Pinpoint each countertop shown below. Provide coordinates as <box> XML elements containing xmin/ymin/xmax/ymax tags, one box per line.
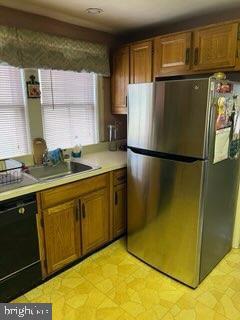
<box><xmin>0</xmin><ymin>151</ymin><xmax>127</xmax><ymax>202</ymax></box>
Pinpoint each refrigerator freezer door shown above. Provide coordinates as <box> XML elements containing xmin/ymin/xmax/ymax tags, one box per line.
<box><xmin>127</xmin><ymin>149</ymin><xmax>205</xmax><ymax>287</ymax></box>
<box><xmin>128</xmin><ymin>79</ymin><xmax>211</xmax><ymax>158</ymax></box>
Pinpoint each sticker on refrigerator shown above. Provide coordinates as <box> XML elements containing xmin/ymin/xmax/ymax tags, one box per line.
<box><xmin>213</xmin><ymin>127</ymin><xmax>231</xmax><ymax>164</ymax></box>
<box><xmin>215</xmin><ymin>97</ymin><xmax>227</xmax><ymax>130</ymax></box>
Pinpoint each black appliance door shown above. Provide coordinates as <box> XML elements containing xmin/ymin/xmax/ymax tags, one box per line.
<box><xmin>0</xmin><ymin>194</ymin><xmax>40</xmax><ymax>280</ymax></box>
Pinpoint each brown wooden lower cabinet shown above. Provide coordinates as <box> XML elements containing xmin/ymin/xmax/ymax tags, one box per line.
<box><xmin>81</xmin><ymin>188</ymin><xmax>110</xmax><ymax>255</ymax></box>
<box><xmin>113</xmin><ymin>183</ymin><xmax>127</xmax><ymax>238</ymax></box>
<box><xmin>38</xmin><ymin>171</ymin><xmax>127</xmax><ymax>277</ymax></box>
<box><xmin>43</xmin><ymin>200</ymin><xmax>81</xmax><ymax>274</ymax></box>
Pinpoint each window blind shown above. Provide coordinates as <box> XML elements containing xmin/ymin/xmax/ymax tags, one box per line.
<box><xmin>39</xmin><ymin>69</ymin><xmax>98</xmax><ymax>150</ymax></box>
<box><xmin>0</xmin><ymin>65</ymin><xmax>29</xmax><ymax>159</ymax></box>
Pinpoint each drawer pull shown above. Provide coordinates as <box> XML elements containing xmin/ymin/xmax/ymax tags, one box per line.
<box><xmin>117</xmin><ymin>176</ymin><xmax>125</xmax><ymax>182</ymax></box>
<box><xmin>76</xmin><ymin>200</ymin><xmax>80</xmax><ymax>221</ymax></box>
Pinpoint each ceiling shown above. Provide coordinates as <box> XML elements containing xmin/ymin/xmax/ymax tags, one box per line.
<box><xmin>0</xmin><ymin>0</ymin><xmax>240</xmax><ymax>34</ymax></box>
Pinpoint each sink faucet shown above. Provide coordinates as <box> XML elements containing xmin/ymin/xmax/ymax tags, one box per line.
<box><xmin>42</xmin><ymin>150</ymin><xmax>51</xmax><ymax>166</ymax></box>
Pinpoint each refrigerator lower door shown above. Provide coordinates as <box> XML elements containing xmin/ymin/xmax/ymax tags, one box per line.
<box><xmin>127</xmin><ymin>149</ymin><xmax>205</xmax><ymax>288</ymax></box>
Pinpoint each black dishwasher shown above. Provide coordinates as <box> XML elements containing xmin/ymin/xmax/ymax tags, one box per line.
<box><xmin>0</xmin><ymin>193</ymin><xmax>42</xmax><ymax>302</ymax></box>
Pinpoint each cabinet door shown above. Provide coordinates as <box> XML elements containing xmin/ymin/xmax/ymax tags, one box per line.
<box><xmin>193</xmin><ymin>23</ymin><xmax>238</xmax><ymax>71</ymax></box>
<box><xmin>81</xmin><ymin>189</ymin><xmax>109</xmax><ymax>255</ymax></box>
<box><xmin>111</xmin><ymin>46</ymin><xmax>129</xmax><ymax>114</ymax></box>
<box><xmin>43</xmin><ymin>200</ymin><xmax>80</xmax><ymax>274</ymax></box>
<box><xmin>113</xmin><ymin>183</ymin><xmax>127</xmax><ymax>238</ymax></box>
<box><xmin>130</xmin><ymin>40</ymin><xmax>152</xmax><ymax>83</ymax></box>
<box><xmin>154</xmin><ymin>32</ymin><xmax>191</xmax><ymax>76</ymax></box>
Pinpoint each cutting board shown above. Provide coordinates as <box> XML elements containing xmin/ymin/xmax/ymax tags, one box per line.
<box><xmin>32</xmin><ymin>138</ymin><xmax>47</xmax><ymax>165</ymax></box>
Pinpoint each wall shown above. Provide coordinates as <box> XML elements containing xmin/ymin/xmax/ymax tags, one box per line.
<box><xmin>120</xmin><ymin>7</ymin><xmax>240</xmax><ymax>43</ymax></box>
<box><xmin>24</xmin><ymin>69</ymin><xmax>44</xmax><ymax>140</ymax></box>
<box><xmin>102</xmin><ymin>77</ymin><xmax>127</xmax><ymax>140</ymax></box>
<box><xmin>233</xmin><ymin>186</ymin><xmax>240</xmax><ymax>248</ymax></box>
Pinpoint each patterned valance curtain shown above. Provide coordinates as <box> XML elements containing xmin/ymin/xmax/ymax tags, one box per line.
<box><xmin>0</xmin><ymin>25</ymin><xmax>110</xmax><ymax>76</ymax></box>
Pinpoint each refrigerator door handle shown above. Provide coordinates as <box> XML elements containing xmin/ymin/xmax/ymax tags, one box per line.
<box><xmin>127</xmin><ymin>146</ymin><xmax>204</xmax><ymax>163</ymax></box>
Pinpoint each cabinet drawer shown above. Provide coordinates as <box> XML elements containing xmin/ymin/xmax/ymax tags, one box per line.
<box><xmin>39</xmin><ymin>173</ymin><xmax>108</xmax><ymax>209</ymax></box>
<box><xmin>113</xmin><ymin>168</ymin><xmax>127</xmax><ymax>186</ymax></box>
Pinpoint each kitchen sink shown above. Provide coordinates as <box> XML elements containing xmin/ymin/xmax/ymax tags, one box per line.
<box><xmin>27</xmin><ymin>161</ymin><xmax>97</xmax><ymax>181</ymax></box>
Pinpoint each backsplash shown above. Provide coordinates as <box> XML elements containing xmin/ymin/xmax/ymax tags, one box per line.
<box><xmin>11</xmin><ymin>140</ymin><xmax>127</xmax><ymax>166</ymax></box>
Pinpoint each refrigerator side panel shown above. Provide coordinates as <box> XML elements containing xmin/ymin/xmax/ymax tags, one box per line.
<box><xmin>127</xmin><ymin>149</ymin><xmax>205</xmax><ymax>287</ymax></box>
<box><xmin>200</xmin><ymin>79</ymin><xmax>240</xmax><ymax>280</ymax></box>
<box><xmin>200</xmin><ymin>159</ymin><xmax>240</xmax><ymax>281</ymax></box>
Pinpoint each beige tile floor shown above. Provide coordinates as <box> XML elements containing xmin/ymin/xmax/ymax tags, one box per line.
<box><xmin>13</xmin><ymin>239</ymin><xmax>240</xmax><ymax>320</ymax></box>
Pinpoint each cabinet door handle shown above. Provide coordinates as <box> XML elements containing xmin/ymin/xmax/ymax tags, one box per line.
<box><xmin>125</xmin><ymin>95</ymin><xmax>128</xmax><ymax>108</ymax></box>
<box><xmin>115</xmin><ymin>192</ymin><xmax>118</xmax><ymax>205</ymax></box>
<box><xmin>185</xmin><ymin>48</ymin><xmax>190</xmax><ymax>65</ymax></box>
<box><xmin>76</xmin><ymin>200</ymin><xmax>80</xmax><ymax>221</ymax></box>
<box><xmin>82</xmin><ymin>203</ymin><xmax>86</xmax><ymax>218</ymax></box>
<box><xmin>194</xmin><ymin>48</ymin><xmax>199</xmax><ymax>65</ymax></box>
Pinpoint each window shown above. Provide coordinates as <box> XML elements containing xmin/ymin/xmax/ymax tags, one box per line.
<box><xmin>0</xmin><ymin>65</ymin><xmax>29</xmax><ymax>159</ymax></box>
<box><xmin>39</xmin><ymin>69</ymin><xmax>98</xmax><ymax>150</ymax></box>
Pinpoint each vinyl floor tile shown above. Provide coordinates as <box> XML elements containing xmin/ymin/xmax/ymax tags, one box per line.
<box><xmin>12</xmin><ymin>238</ymin><xmax>240</xmax><ymax>320</ymax></box>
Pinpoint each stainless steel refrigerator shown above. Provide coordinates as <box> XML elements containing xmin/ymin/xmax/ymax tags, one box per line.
<box><xmin>127</xmin><ymin>78</ymin><xmax>240</xmax><ymax>288</ymax></box>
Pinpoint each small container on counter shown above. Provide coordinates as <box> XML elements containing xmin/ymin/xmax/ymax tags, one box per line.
<box><xmin>108</xmin><ymin>124</ymin><xmax>117</xmax><ymax>151</ymax></box>
<box><xmin>72</xmin><ymin>144</ymin><xmax>82</xmax><ymax>158</ymax></box>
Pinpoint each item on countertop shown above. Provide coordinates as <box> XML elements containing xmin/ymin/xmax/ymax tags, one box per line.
<box><xmin>108</xmin><ymin>123</ymin><xmax>117</xmax><ymax>151</ymax></box>
<box><xmin>119</xmin><ymin>143</ymin><xmax>127</xmax><ymax>151</ymax></box>
<box><xmin>0</xmin><ymin>159</ymin><xmax>23</xmax><ymax>185</ymax></box>
<box><xmin>48</xmin><ymin>148</ymin><xmax>63</xmax><ymax>165</ymax></box>
<box><xmin>21</xmin><ymin>163</ymin><xmax>30</xmax><ymax>174</ymax></box>
<box><xmin>32</xmin><ymin>138</ymin><xmax>47</xmax><ymax>165</ymax></box>
<box><xmin>62</xmin><ymin>149</ymin><xmax>72</xmax><ymax>162</ymax></box>
<box><xmin>72</xmin><ymin>144</ymin><xmax>82</xmax><ymax>158</ymax></box>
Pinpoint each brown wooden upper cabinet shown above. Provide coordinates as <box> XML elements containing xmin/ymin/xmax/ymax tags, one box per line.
<box><xmin>111</xmin><ymin>46</ymin><xmax>129</xmax><ymax>114</ymax></box>
<box><xmin>192</xmin><ymin>23</ymin><xmax>238</xmax><ymax>71</ymax></box>
<box><xmin>154</xmin><ymin>32</ymin><xmax>192</xmax><ymax>76</ymax></box>
<box><xmin>130</xmin><ymin>40</ymin><xmax>152</xmax><ymax>83</ymax></box>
